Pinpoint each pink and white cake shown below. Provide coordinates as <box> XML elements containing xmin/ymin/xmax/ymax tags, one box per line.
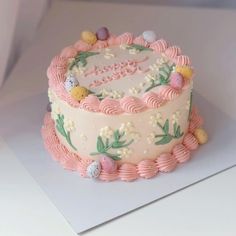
<box><xmin>42</xmin><ymin>28</ymin><xmax>208</xmax><ymax>181</ymax></box>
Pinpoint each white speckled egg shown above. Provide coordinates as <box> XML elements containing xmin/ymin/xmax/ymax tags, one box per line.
<box><xmin>64</xmin><ymin>76</ymin><xmax>79</xmax><ymax>92</ymax></box>
<box><xmin>142</xmin><ymin>30</ymin><xmax>157</xmax><ymax>43</ymax></box>
<box><xmin>86</xmin><ymin>161</ymin><xmax>101</xmax><ymax>178</ymax></box>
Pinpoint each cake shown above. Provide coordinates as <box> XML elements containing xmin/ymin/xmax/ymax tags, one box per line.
<box><xmin>42</xmin><ymin>27</ymin><xmax>208</xmax><ymax>181</ymax></box>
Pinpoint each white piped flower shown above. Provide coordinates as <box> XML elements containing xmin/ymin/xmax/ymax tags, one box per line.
<box><xmin>51</xmin><ymin>102</ymin><xmax>60</xmax><ymax>120</ymax></box>
<box><xmin>111</xmin><ymin>90</ymin><xmax>124</xmax><ymax>99</ymax></box>
<box><xmin>172</xmin><ymin>110</ymin><xmax>181</xmax><ymax>124</ymax></box>
<box><xmin>147</xmin><ymin>132</ymin><xmax>156</xmax><ymax>144</ymax></box>
<box><xmin>120</xmin><ymin>44</ymin><xmax>128</xmax><ymax>50</ymax></box>
<box><xmin>145</xmin><ymin>73</ymin><xmax>157</xmax><ymax>82</ymax></box>
<box><xmin>48</xmin><ymin>89</ymin><xmax>54</xmax><ymax>103</ymax></box>
<box><xmin>129</xmin><ymin>87</ymin><xmax>141</xmax><ymax>95</ymax></box>
<box><xmin>129</xmin><ymin>48</ymin><xmax>139</xmax><ymax>54</ymax></box>
<box><xmin>99</xmin><ymin>126</ymin><xmax>114</xmax><ymax>139</ymax></box>
<box><xmin>149</xmin><ymin>63</ymin><xmax>159</xmax><ymax>71</ymax></box>
<box><xmin>149</xmin><ymin>112</ymin><xmax>163</xmax><ymax>127</ymax></box>
<box><xmin>156</xmin><ymin>57</ymin><xmax>168</xmax><ymax>66</ymax></box>
<box><xmin>129</xmin><ymin>132</ymin><xmax>141</xmax><ymax>143</ymax></box>
<box><xmin>64</xmin><ymin>118</ymin><xmax>75</xmax><ymax>132</ymax></box>
<box><xmin>72</xmin><ymin>65</ymin><xmax>86</xmax><ymax>76</ymax></box>
<box><xmin>117</xmin><ymin>148</ymin><xmax>133</xmax><ymax>159</ymax></box>
<box><xmin>185</xmin><ymin>100</ymin><xmax>190</xmax><ymax>110</ymax></box>
<box><xmin>99</xmin><ymin>88</ymin><xmax>111</xmax><ymax>98</ymax></box>
<box><xmin>139</xmin><ymin>82</ymin><xmax>146</xmax><ymax>88</ymax></box>
<box><xmin>119</xmin><ymin>122</ymin><xmax>135</xmax><ymax>135</ymax></box>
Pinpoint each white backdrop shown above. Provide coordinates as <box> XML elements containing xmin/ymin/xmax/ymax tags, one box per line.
<box><xmin>0</xmin><ymin>0</ymin><xmax>50</xmax><ymax>87</ymax></box>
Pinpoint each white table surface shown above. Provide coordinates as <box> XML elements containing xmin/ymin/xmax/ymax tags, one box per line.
<box><xmin>0</xmin><ymin>1</ymin><xmax>236</xmax><ymax>235</ymax></box>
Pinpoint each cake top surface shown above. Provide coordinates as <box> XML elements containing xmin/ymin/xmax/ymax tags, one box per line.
<box><xmin>47</xmin><ymin>28</ymin><xmax>194</xmax><ymax>115</ymax></box>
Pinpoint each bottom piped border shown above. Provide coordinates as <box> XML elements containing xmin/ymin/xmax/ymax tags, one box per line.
<box><xmin>41</xmin><ymin>107</ymin><xmax>207</xmax><ymax>182</ymax></box>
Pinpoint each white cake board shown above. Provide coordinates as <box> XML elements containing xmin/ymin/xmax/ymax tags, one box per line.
<box><xmin>0</xmin><ymin>91</ymin><xmax>235</xmax><ymax>233</ymax></box>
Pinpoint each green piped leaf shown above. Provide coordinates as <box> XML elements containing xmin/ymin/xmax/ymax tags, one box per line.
<box><xmin>155</xmin><ymin>135</ymin><xmax>172</xmax><ymax>145</ymax></box>
<box><xmin>127</xmin><ymin>44</ymin><xmax>152</xmax><ymax>52</ymax></box>
<box><xmin>97</xmin><ymin>136</ymin><xmax>105</xmax><ymax>153</ymax></box>
<box><xmin>163</xmin><ymin>119</ymin><xmax>169</xmax><ymax>133</ymax></box>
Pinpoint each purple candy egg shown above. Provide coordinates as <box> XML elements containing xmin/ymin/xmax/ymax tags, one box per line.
<box><xmin>100</xmin><ymin>156</ymin><xmax>117</xmax><ymax>173</ymax></box>
<box><xmin>47</xmin><ymin>102</ymin><xmax>52</xmax><ymax>112</ymax></box>
<box><xmin>96</xmin><ymin>27</ymin><xmax>109</xmax><ymax>41</ymax></box>
<box><xmin>170</xmin><ymin>72</ymin><xmax>184</xmax><ymax>90</ymax></box>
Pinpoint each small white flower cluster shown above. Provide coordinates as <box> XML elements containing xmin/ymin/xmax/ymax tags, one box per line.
<box><xmin>129</xmin><ymin>87</ymin><xmax>141</xmax><ymax>95</ymax></box>
<box><xmin>156</xmin><ymin>57</ymin><xmax>169</xmax><ymax>66</ymax></box>
<box><xmin>185</xmin><ymin>99</ymin><xmax>190</xmax><ymax>110</ymax></box>
<box><xmin>117</xmin><ymin>147</ymin><xmax>133</xmax><ymax>159</ymax></box>
<box><xmin>172</xmin><ymin>110</ymin><xmax>181</xmax><ymax>124</ymax></box>
<box><xmin>120</xmin><ymin>44</ymin><xmax>128</xmax><ymax>50</ymax></box>
<box><xmin>99</xmin><ymin>126</ymin><xmax>114</xmax><ymax>139</ymax></box>
<box><xmin>145</xmin><ymin>73</ymin><xmax>158</xmax><ymax>83</ymax></box>
<box><xmin>149</xmin><ymin>112</ymin><xmax>163</xmax><ymax>127</ymax></box>
<box><xmin>51</xmin><ymin>102</ymin><xmax>61</xmax><ymax>120</ymax></box>
<box><xmin>48</xmin><ymin>89</ymin><xmax>54</xmax><ymax>103</ymax></box>
<box><xmin>147</xmin><ymin>132</ymin><xmax>156</xmax><ymax>144</ymax></box>
<box><xmin>99</xmin><ymin>88</ymin><xmax>124</xmax><ymax>99</ymax></box>
<box><xmin>104</xmin><ymin>48</ymin><xmax>115</xmax><ymax>59</ymax></box>
<box><xmin>119</xmin><ymin>122</ymin><xmax>141</xmax><ymax>142</ymax></box>
<box><xmin>71</xmin><ymin>64</ymin><xmax>86</xmax><ymax>76</ymax></box>
<box><xmin>149</xmin><ymin>63</ymin><xmax>159</xmax><ymax>72</ymax></box>
<box><xmin>129</xmin><ymin>48</ymin><xmax>139</xmax><ymax>55</ymax></box>
<box><xmin>64</xmin><ymin>118</ymin><xmax>75</xmax><ymax>132</ymax></box>
<box><xmin>139</xmin><ymin>82</ymin><xmax>146</xmax><ymax>88</ymax></box>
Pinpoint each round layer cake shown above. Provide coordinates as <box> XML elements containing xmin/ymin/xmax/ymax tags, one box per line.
<box><xmin>43</xmin><ymin>28</ymin><xmax>208</xmax><ymax>181</ymax></box>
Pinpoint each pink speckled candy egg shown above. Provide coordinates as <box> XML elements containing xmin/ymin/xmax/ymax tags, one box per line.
<box><xmin>100</xmin><ymin>156</ymin><xmax>117</xmax><ymax>173</ymax></box>
<box><xmin>96</xmin><ymin>27</ymin><xmax>109</xmax><ymax>41</ymax></box>
<box><xmin>169</xmin><ymin>72</ymin><xmax>184</xmax><ymax>90</ymax></box>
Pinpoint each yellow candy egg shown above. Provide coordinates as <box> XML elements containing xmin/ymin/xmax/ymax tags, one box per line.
<box><xmin>175</xmin><ymin>66</ymin><xmax>193</xmax><ymax>80</ymax></box>
<box><xmin>194</xmin><ymin>128</ymin><xmax>208</xmax><ymax>144</ymax></box>
<box><xmin>70</xmin><ymin>86</ymin><xmax>90</xmax><ymax>101</ymax></box>
<box><xmin>81</xmin><ymin>31</ymin><xmax>97</xmax><ymax>45</ymax></box>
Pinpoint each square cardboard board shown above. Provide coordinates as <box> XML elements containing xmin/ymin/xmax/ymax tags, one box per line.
<box><xmin>0</xmin><ymin>91</ymin><xmax>235</xmax><ymax>233</ymax></box>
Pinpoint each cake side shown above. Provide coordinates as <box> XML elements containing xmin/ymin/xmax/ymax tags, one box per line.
<box><xmin>44</xmin><ymin>28</ymin><xmax>208</xmax><ymax>180</ymax></box>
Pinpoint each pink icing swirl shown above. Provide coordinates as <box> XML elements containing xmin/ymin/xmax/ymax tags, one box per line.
<box><xmin>99</xmin><ymin>170</ymin><xmax>119</xmax><ymax>181</ymax></box>
<box><xmin>164</xmin><ymin>46</ymin><xmax>181</xmax><ymax>59</ymax></box>
<box><xmin>77</xmin><ymin>158</ymin><xmax>93</xmax><ymax>177</ymax></box>
<box><xmin>99</xmin><ymin>97</ymin><xmax>123</xmax><ymax>115</ymax></box>
<box><xmin>137</xmin><ymin>160</ymin><xmax>158</xmax><ymax>179</ymax></box>
<box><xmin>183</xmin><ymin>133</ymin><xmax>199</xmax><ymax>150</ymax></box>
<box><xmin>92</xmin><ymin>40</ymin><xmax>108</xmax><ymax>49</ymax></box>
<box><xmin>60</xmin><ymin>46</ymin><xmax>78</xmax><ymax>58</ymax></box>
<box><xmin>47</xmin><ymin>65</ymin><xmax>65</xmax><ymax>88</ymax></box>
<box><xmin>60</xmin><ymin>152</ymin><xmax>79</xmax><ymax>171</ymax></box>
<box><xmin>119</xmin><ymin>163</ymin><xmax>139</xmax><ymax>181</ymax></box>
<box><xmin>120</xmin><ymin>96</ymin><xmax>147</xmax><ymax>113</ymax></box>
<box><xmin>107</xmin><ymin>35</ymin><xmax>117</xmax><ymax>46</ymax></box>
<box><xmin>133</xmin><ymin>36</ymin><xmax>148</xmax><ymax>47</ymax></box>
<box><xmin>172</xmin><ymin>144</ymin><xmax>191</xmax><ymax>163</ymax></box>
<box><xmin>50</xmin><ymin>56</ymin><xmax>68</xmax><ymax>68</ymax></box>
<box><xmin>142</xmin><ymin>92</ymin><xmax>165</xmax><ymax>108</ymax></box>
<box><xmin>189</xmin><ymin>115</ymin><xmax>204</xmax><ymax>133</ymax></box>
<box><xmin>175</xmin><ymin>55</ymin><xmax>191</xmax><ymax>66</ymax></box>
<box><xmin>150</xmin><ymin>39</ymin><xmax>168</xmax><ymax>53</ymax></box>
<box><xmin>156</xmin><ymin>153</ymin><xmax>178</xmax><ymax>172</ymax></box>
<box><xmin>74</xmin><ymin>40</ymin><xmax>92</xmax><ymax>51</ymax></box>
<box><xmin>79</xmin><ymin>95</ymin><xmax>100</xmax><ymax>112</ymax></box>
<box><xmin>159</xmin><ymin>85</ymin><xmax>180</xmax><ymax>100</ymax></box>
<box><xmin>43</xmin><ymin>112</ymin><xmax>54</xmax><ymax>127</ymax></box>
<box><xmin>116</xmin><ymin>32</ymin><xmax>133</xmax><ymax>45</ymax></box>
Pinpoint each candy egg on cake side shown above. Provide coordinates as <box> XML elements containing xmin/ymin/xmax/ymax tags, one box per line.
<box><xmin>96</xmin><ymin>27</ymin><xmax>109</xmax><ymax>41</ymax></box>
<box><xmin>86</xmin><ymin>160</ymin><xmax>101</xmax><ymax>178</ymax></box>
<box><xmin>70</xmin><ymin>86</ymin><xmax>90</xmax><ymax>101</ymax></box>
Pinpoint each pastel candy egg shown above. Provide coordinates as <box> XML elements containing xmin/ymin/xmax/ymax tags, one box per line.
<box><xmin>81</xmin><ymin>31</ymin><xmax>97</xmax><ymax>45</ymax></box>
<box><xmin>175</xmin><ymin>66</ymin><xmax>193</xmax><ymax>80</ymax></box>
<box><xmin>142</xmin><ymin>30</ymin><xmax>157</xmax><ymax>43</ymax></box>
<box><xmin>64</xmin><ymin>76</ymin><xmax>79</xmax><ymax>92</ymax></box>
<box><xmin>47</xmin><ymin>102</ymin><xmax>52</xmax><ymax>112</ymax></box>
<box><xmin>170</xmin><ymin>72</ymin><xmax>184</xmax><ymax>90</ymax></box>
<box><xmin>194</xmin><ymin>128</ymin><xmax>208</xmax><ymax>144</ymax></box>
<box><xmin>70</xmin><ymin>86</ymin><xmax>90</xmax><ymax>101</ymax></box>
<box><xmin>100</xmin><ymin>156</ymin><xmax>117</xmax><ymax>173</ymax></box>
<box><xmin>96</xmin><ymin>27</ymin><xmax>109</xmax><ymax>41</ymax></box>
<box><xmin>86</xmin><ymin>160</ymin><xmax>101</xmax><ymax>178</ymax></box>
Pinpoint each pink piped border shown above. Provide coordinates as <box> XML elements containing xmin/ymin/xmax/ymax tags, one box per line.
<box><xmin>47</xmin><ymin>32</ymin><xmax>192</xmax><ymax>115</ymax></box>
<box><xmin>41</xmin><ymin>107</ymin><xmax>206</xmax><ymax>182</ymax></box>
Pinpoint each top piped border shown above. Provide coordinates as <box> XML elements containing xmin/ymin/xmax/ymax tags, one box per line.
<box><xmin>47</xmin><ymin>29</ymin><xmax>193</xmax><ymax>115</ymax></box>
